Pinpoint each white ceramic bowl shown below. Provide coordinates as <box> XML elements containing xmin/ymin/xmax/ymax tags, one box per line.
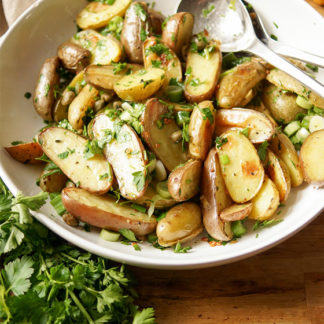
<box><xmin>0</xmin><ymin>0</ymin><xmax>323</xmax><ymax>269</ymax></box>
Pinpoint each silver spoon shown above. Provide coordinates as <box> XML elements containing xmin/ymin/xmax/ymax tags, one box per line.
<box><xmin>244</xmin><ymin>0</ymin><xmax>324</xmax><ymax>68</ymax></box>
<box><xmin>177</xmin><ymin>0</ymin><xmax>324</xmax><ymax>97</ymax></box>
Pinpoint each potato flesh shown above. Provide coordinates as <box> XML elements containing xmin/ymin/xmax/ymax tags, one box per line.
<box><xmin>270</xmin><ymin>133</ymin><xmax>303</xmax><ymax>187</ymax></box>
<box><xmin>201</xmin><ymin>148</ymin><xmax>233</xmax><ymax>241</ymax></box>
<box><xmin>76</xmin><ymin>0</ymin><xmax>132</xmax><ymax>30</ymax></box>
<box><xmin>189</xmin><ymin>101</ymin><xmax>215</xmax><ymax>160</ymax></box>
<box><xmin>215</xmin><ymin>108</ymin><xmax>275</xmax><ymax>144</ymax></box>
<box><xmin>72</xmin><ymin>30</ymin><xmax>122</xmax><ymax>65</ymax></box>
<box><xmin>68</xmin><ymin>84</ymin><xmax>99</xmax><ymax>130</ymax></box>
<box><xmin>249</xmin><ymin>176</ymin><xmax>280</xmax><ymax>221</ymax></box>
<box><xmin>217</xmin><ymin>130</ymin><xmax>264</xmax><ymax>203</ymax></box>
<box><xmin>39</xmin><ymin>127</ymin><xmax>112</xmax><ymax>194</ymax></box>
<box><xmin>93</xmin><ymin>113</ymin><xmax>147</xmax><ymax>200</ymax></box>
<box><xmin>114</xmin><ymin>68</ymin><xmax>165</xmax><ymax>101</ymax></box>
<box><xmin>184</xmin><ymin>42</ymin><xmax>221</xmax><ymax>102</ymax></box>
<box><xmin>300</xmin><ymin>130</ymin><xmax>324</xmax><ymax>186</ymax></box>
<box><xmin>39</xmin><ymin>167</ymin><xmax>68</xmax><ymax>193</ymax></box>
<box><xmin>156</xmin><ymin>202</ymin><xmax>203</xmax><ymax>247</ymax></box>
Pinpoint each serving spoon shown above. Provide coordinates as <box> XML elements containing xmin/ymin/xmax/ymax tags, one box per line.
<box><xmin>177</xmin><ymin>0</ymin><xmax>324</xmax><ymax>97</ymax></box>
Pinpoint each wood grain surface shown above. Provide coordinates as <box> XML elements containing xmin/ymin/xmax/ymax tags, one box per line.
<box><xmin>1</xmin><ymin>1</ymin><xmax>324</xmax><ymax>323</ymax></box>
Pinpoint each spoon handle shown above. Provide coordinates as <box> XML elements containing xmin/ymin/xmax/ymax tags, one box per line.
<box><xmin>248</xmin><ymin>38</ymin><xmax>324</xmax><ymax>97</ymax></box>
<box><xmin>268</xmin><ymin>40</ymin><xmax>324</xmax><ymax>68</ymax></box>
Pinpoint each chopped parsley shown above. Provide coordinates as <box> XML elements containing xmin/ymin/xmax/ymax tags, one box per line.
<box><xmin>200</xmin><ymin>107</ymin><xmax>214</xmax><ymax>123</ymax></box>
<box><xmin>151</xmin><ymin>60</ymin><xmax>162</xmax><ymax>68</ymax></box>
<box><xmin>174</xmin><ymin>242</ymin><xmax>192</xmax><ymax>253</ymax></box>
<box><xmin>253</xmin><ymin>219</ymin><xmax>283</xmax><ymax>231</ymax></box>
<box><xmin>215</xmin><ymin>136</ymin><xmax>228</xmax><ymax>149</ymax></box>
<box><xmin>24</xmin><ymin>92</ymin><xmax>32</xmax><ymax>99</ymax></box>
<box><xmin>134</xmin><ymin>3</ymin><xmax>147</xmax><ymax>21</ymax></box>
<box><xmin>202</xmin><ymin>4</ymin><xmax>215</xmax><ymax>17</ymax></box>
<box><xmin>270</xmin><ymin>34</ymin><xmax>278</xmax><ymax>41</ymax></box>
<box><xmin>257</xmin><ymin>141</ymin><xmax>269</xmax><ymax>162</ymax></box>
<box><xmin>132</xmin><ymin>171</ymin><xmax>146</xmax><ymax>192</ymax></box>
<box><xmin>112</xmin><ymin>62</ymin><xmax>127</xmax><ymax>74</ymax></box>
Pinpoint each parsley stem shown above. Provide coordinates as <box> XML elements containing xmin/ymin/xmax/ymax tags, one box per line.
<box><xmin>68</xmin><ymin>289</ymin><xmax>94</xmax><ymax>324</ymax></box>
<box><xmin>0</xmin><ymin>274</ymin><xmax>12</xmax><ymax>323</ymax></box>
<box><xmin>60</xmin><ymin>252</ymin><xmax>88</xmax><ymax>266</ymax></box>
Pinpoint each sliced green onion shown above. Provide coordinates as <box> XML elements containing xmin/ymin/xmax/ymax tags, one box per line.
<box><xmin>231</xmin><ymin>220</ymin><xmax>246</xmax><ymax>238</ymax></box>
<box><xmin>313</xmin><ymin>106</ymin><xmax>324</xmax><ymax>115</ymax></box>
<box><xmin>296</xmin><ymin>95</ymin><xmax>313</xmax><ymax>109</ymax></box>
<box><xmin>156</xmin><ymin>181</ymin><xmax>171</xmax><ymax>199</ymax></box>
<box><xmin>290</xmin><ymin>135</ymin><xmax>300</xmax><ymax>145</ymax></box>
<box><xmin>100</xmin><ymin>229</ymin><xmax>120</xmax><ymax>242</ymax></box>
<box><xmin>309</xmin><ymin>115</ymin><xmax>324</xmax><ymax>133</ymax></box>
<box><xmin>300</xmin><ymin>116</ymin><xmax>312</xmax><ymax>129</ymax></box>
<box><xmin>165</xmin><ymin>85</ymin><xmax>183</xmax><ymax>102</ymax></box>
<box><xmin>284</xmin><ymin>121</ymin><xmax>300</xmax><ymax>137</ymax></box>
<box><xmin>219</xmin><ymin>154</ymin><xmax>230</xmax><ymax>165</ymax></box>
<box><xmin>295</xmin><ymin>127</ymin><xmax>310</xmax><ymax>143</ymax></box>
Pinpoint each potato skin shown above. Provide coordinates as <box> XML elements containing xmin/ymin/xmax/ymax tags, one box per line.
<box><xmin>39</xmin><ymin>166</ymin><xmax>68</xmax><ymax>193</ymax></box>
<box><xmin>33</xmin><ymin>56</ymin><xmax>60</xmax><ymax>121</ymax></box>
<box><xmin>216</xmin><ymin>60</ymin><xmax>266</xmax><ymax>109</ymax></box>
<box><xmin>121</xmin><ymin>2</ymin><xmax>151</xmax><ymax>63</ymax></box>
<box><xmin>220</xmin><ymin>203</ymin><xmax>253</xmax><ymax>222</ymax></box>
<box><xmin>57</xmin><ymin>41</ymin><xmax>91</xmax><ymax>73</ymax></box>
<box><xmin>168</xmin><ymin>159</ymin><xmax>202</xmax><ymax>201</ymax></box>
<box><xmin>5</xmin><ymin>142</ymin><xmax>43</xmax><ymax>164</ymax></box>
<box><xmin>62</xmin><ymin>187</ymin><xmax>157</xmax><ymax>236</ymax></box>
<box><xmin>262</xmin><ymin>84</ymin><xmax>304</xmax><ymax>123</ymax></box>
<box><xmin>148</xmin><ymin>9</ymin><xmax>164</xmax><ymax>35</ymax></box>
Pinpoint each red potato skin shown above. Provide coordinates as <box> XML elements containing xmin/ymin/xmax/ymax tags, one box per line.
<box><xmin>5</xmin><ymin>142</ymin><xmax>44</xmax><ymax>164</ymax></box>
<box><xmin>61</xmin><ymin>188</ymin><xmax>157</xmax><ymax>236</ymax></box>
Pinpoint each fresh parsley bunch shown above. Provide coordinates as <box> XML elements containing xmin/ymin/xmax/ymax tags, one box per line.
<box><xmin>0</xmin><ymin>179</ymin><xmax>156</xmax><ymax>323</ymax></box>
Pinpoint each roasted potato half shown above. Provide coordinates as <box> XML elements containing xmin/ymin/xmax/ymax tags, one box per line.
<box><xmin>262</xmin><ymin>84</ymin><xmax>304</xmax><ymax>123</ymax></box>
<box><xmin>72</xmin><ymin>30</ymin><xmax>123</xmax><ymax>65</ymax></box>
<box><xmin>216</xmin><ymin>60</ymin><xmax>266</xmax><ymax>109</ymax></box>
<box><xmin>142</xmin><ymin>98</ymin><xmax>188</xmax><ymax>171</ymax></box>
<box><xmin>266</xmin><ymin>150</ymin><xmax>291</xmax><ymax>202</ymax></box>
<box><xmin>85</xmin><ymin>64</ymin><xmax>142</xmax><ymax>90</ymax></box>
<box><xmin>53</xmin><ymin>70</ymin><xmax>85</xmax><ymax>122</ymax></box>
<box><xmin>114</xmin><ymin>67</ymin><xmax>165</xmax><ymax>101</ymax></box>
<box><xmin>33</xmin><ymin>56</ymin><xmax>60</xmax><ymax>121</ymax></box>
<box><xmin>266</xmin><ymin>69</ymin><xmax>324</xmax><ymax>109</ymax></box>
<box><xmin>217</xmin><ymin>130</ymin><xmax>264</xmax><ymax>203</ymax></box>
<box><xmin>39</xmin><ymin>166</ymin><xmax>68</xmax><ymax>193</ymax></box>
<box><xmin>148</xmin><ymin>9</ymin><xmax>165</xmax><ymax>35</ymax></box>
<box><xmin>39</xmin><ymin>127</ymin><xmax>113</xmax><ymax>194</ymax></box>
<box><xmin>143</xmin><ymin>37</ymin><xmax>182</xmax><ymax>85</ymax></box>
<box><xmin>57</xmin><ymin>41</ymin><xmax>91</xmax><ymax>73</ymax></box>
<box><xmin>68</xmin><ymin>84</ymin><xmax>99</xmax><ymax>130</ymax></box>
<box><xmin>184</xmin><ymin>40</ymin><xmax>222</xmax><ymax>102</ymax></box>
<box><xmin>121</xmin><ymin>2</ymin><xmax>151</xmax><ymax>63</ymax></box>
<box><xmin>156</xmin><ymin>202</ymin><xmax>203</xmax><ymax>247</ymax></box>
<box><xmin>76</xmin><ymin>0</ymin><xmax>132</xmax><ymax>30</ymax></box>
<box><xmin>200</xmin><ymin>148</ymin><xmax>233</xmax><ymax>241</ymax></box>
<box><xmin>161</xmin><ymin>12</ymin><xmax>194</xmax><ymax>58</ymax></box>
<box><xmin>92</xmin><ymin>113</ymin><xmax>148</xmax><ymax>200</ymax></box>
<box><xmin>189</xmin><ymin>101</ymin><xmax>215</xmax><ymax>160</ymax></box>
<box><xmin>5</xmin><ymin>142</ymin><xmax>43</xmax><ymax>164</ymax></box>
<box><xmin>214</xmin><ymin>108</ymin><xmax>275</xmax><ymax>144</ymax></box>
<box><xmin>62</xmin><ymin>187</ymin><xmax>157</xmax><ymax>236</ymax></box>
<box><xmin>300</xmin><ymin>129</ymin><xmax>324</xmax><ymax>186</ymax></box>
<box><xmin>220</xmin><ymin>202</ymin><xmax>253</xmax><ymax>222</ymax></box>
<box><xmin>270</xmin><ymin>133</ymin><xmax>303</xmax><ymax>187</ymax></box>
<box><xmin>249</xmin><ymin>176</ymin><xmax>280</xmax><ymax>221</ymax></box>
<box><xmin>168</xmin><ymin>159</ymin><xmax>202</xmax><ymax>201</ymax></box>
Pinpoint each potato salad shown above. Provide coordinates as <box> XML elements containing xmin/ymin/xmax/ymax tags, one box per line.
<box><xmin>5</xmin><ymin>0</ymin><xmax>324</xmax><ymax>251</ymax></box>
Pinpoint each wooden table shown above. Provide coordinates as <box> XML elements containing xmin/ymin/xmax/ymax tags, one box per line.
<box><xmin>1</xmin><ymin>1</ymin><xmax>324</xmax><ymax>323</ymax></box>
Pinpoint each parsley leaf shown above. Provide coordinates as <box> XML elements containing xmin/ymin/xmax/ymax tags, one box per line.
<box><xmin>257</xmin><ymin>141</ymin><xmax>269</xmax><ymax>161</ymax></box>
<box><xmin>174</xmin><ymin>242</ymin><xmax>192</xmax><ymax>253</ymax></box>
<box><xmin>119</xmin><ymin>228</ymin><xmax>138</xmax><ymax>241</ymax></box>
<box><xmin>253</xmin><ymin>219</ymin><xmax>283</xmax><ymax>231</ymax></box>
<box><xmin>133</xmin><ymin>307</ymin><xmax>156</xmax><ymax>324</ymax></box>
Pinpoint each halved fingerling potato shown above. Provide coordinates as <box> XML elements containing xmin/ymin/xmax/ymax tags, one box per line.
<box><xmin>217</xmin><ymin>130</ymin><xmax>264</xmax><ymax>203</ymax></box>
<box><xmin>62</xmin><ymin>187</ymin><xmax>156</xmax><ymax>236</ymax></box>
<box><xmin>92</xmin><ymin>113</ymin><xmax>148</xmax><ymax>200</ymax></box>
<box><xmin>249</xmin><ymin>176</ymin><xmax>280</xmax><ymax>221</ymax></box>
<box><xmin>184</xmin><ymin>40</ymin><xmax>222</xmax><ymax>102</ymax></box>
<box><xmin>142</xmin><ymin>98</ymin><xmax>188</xmax><ymax>171</ymax></box>
<box><xmin>300</xmin><ymin>129</ymin><xmax>324</xmax><ymax>186</ymax></box>
<box><xmin>72</xmin><ymin>30</ymin><xmax>123</xmax><ymax>65</ymax></box>
<box><xmin>266</xmin><ymin>149</ymin><xmax>291</xmax><ymax>202</ymax></box>
<box><xmin>68</xmin><ymin>84</ymin><xmax>99</xmax><ymax>130</ymax></box>
<box><xmin>57</xmin><ymin>41</ymin><xmax>91</xmax><ymax>73</ymax></box>
<box><xmin>220</xmin><ymin>202</ymin><xmax>253</xmax><ymax>222</ymax></box>
<box><xmin>262</xmin><ymin>83</ymin><xmax>304</xmax><ymax>124</ymax></box>
<box><xmin>148</xmin><ymin>9</ymin><xmax>165</xmax><ymax>35</ymax></box>
<box><xmin>85</xmin><ymin>64</ymin><xmax>142</xmax><ymax>90</ymax></box>
<box><xmin>168</xmin><ymin>159</ymin><xmax>202</xmax><ymax>201</ymax></box>
<box><xmin>266</xmin><ymin>69</ymin><xmax>324</xmax><ymax>109</ymax></box>
<box><xmin>216</xmin><ymin>60</ymin><xmax>266</xmax><ymax>108</ymax></box>
<box><xmin>76</xmin><ymin>0</ymin><xmax>132</xmax><ymax>30</ymax></box>
<box><xmin>121</xmin><ymin>2</ymin><xmax>151</xmax><ymax>63</ymax></box>
<box><xmin>143</xmin><ymin>37</ymin><xmax>182</xmax><ymax>85</ymax></box>
<box><xmin>5</xmin><ymin>142</ymin><xmax>43</xmax><ymax>164</ymax></box>
<box><xmin>39</xmin><ymin>165</ymin><xmax>68</xmax><ymax>193</ymax></box>
<box><xmin>270</xmin><ymin>133</ymin><xmax>303</xmax><ymax>187</ymax></box>
<box><xmin>156</xmin><ymin>202</ymin><xmax>203</xmax><ymax>247</ymax></box>
<box><xmin>161</xmin><ymin>12</ymin><xmax>194</xmax><ymax>58</ymax></box>
<box><xmin>34</xmin><ymin>56</ymin><xmax>60</xmax><ymax>121</ymax></box>
<box><xmin>214</xmin><ymin>108</ymin><xmax>275</xmax><ymax>144</ymax></box>
<box><xmin>114</xmin><ymin>67</ymin><xmax>165</xmax><ymax>101</ymax></box>
<box><xmin>189</xmin><ymin>101</ymin><xmax>215</xmax><ymax>160</ymax></box>
<box><xmin>248</xmin><ymin>100</ymin><xmax>278</xmax><ymax>127</ymax></box>
<box><xmin>39</xmin><ymin>127</ymin><xmax>113</xmax><ymax>194</ymax></box>
<box><xmin>54</xmin><ymin>70</ymin><xmax>85</xmax><ymax>122</ymax></box>
<box><xmin>200</xmin><ymin>148</ymin><xmax>233</xmax><ymax>241</ymax></box>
